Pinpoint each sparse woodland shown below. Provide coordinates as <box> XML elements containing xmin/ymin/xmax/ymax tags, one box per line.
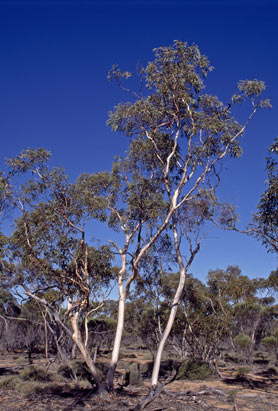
<box><xmin>0</xmin><ymin>41</ymin><xmax>277</xmax><ymax>410</ymax></box>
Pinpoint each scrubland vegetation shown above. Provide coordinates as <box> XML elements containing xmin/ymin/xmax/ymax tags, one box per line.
<box><xmin>0</xmin><ymin>41</ymin><xmax>277</xmax><ymax>409</ymax></box>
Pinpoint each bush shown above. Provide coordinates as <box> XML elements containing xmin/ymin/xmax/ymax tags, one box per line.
<box><xmin>15</xmin><ymin>357</ymin><xmax>26</xmax><ymax>366</ymax></box>
<box><xmin>265</xmin><ymin>366</ymin><xmax>278</xmax><ymax>376</ymax></box>
<box><xmin>235</xmin><ymin>367</ymin><xmax>249</xmax><ymax>378</ymax></box>
<box><xmin>176</xmin><ymin>359</ymin><xmax>212</xmax><ymax>380</ymax></box>
<box><xmin>234</xmin><ymin>333</ymin><xmax>252</xmax><ymax>362</ymax></box>
<box><xmin>0</xmin><ymin>369</ymin><xmax>66</xmax><ymax>394</ymax></box>
<box><xmin>58</xmin><ymin>363</ymin><xmax>76</xmax><ymax>380</ymax></box>
<box><xmin>58</xmin><ymin>360</ymin><xmax>104</xmax><ymax>383</ymax></box>
<box><xmin>234</xmin><ymin>333</ymin><xmax>252</xmax><ymax>351</ymax></box>
<box><xmin>261</xmin><ymin>336</ymin><xmax>278</xmax><ymax>357</ymax></box>
<box><xmin>0</xmin><ymin>376</ymin><xmax>22</xmax><ymax>390</ymax></box>
<box><xmin>17</xmin><ymin>381</ymin><xmax>65</xmax><ymax>395</ymax></box>
<box><xmin>129</xmin><ymin>362</ymin><xmax>142</xmax><ymax>386</ymax></box>
<box><xmin>74</xmin><ymin>379</ymin><xmax>92</xmax><ymax>389</ymax></box>
<box><xmin>160</xmin><ymin>359</ymin><xmax>180</xmax><ymax>376</ymax></box>
<box><xmin>224</xmin><ymin>352</ymin><xmax>241</xmax><ymax>364</ymax></box>
<box><xmin>19</xmin><ymin>366</ymin><xmax>52</xmax><ymax>382</ymax></box>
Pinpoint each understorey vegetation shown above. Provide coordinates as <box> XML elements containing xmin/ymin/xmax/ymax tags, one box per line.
<box><xmin>0</xmin><ymin>41</ymin><xmax>277</xmax><ymax>409</ymax></box>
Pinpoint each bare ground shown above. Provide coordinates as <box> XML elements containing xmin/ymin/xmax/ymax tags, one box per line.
<box><xmin>0</xmin><ymin>351</ymin><xmax>278</xmax><ymax>411</ymax></box>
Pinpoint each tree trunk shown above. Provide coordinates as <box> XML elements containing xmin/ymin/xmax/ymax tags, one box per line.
<box><xmin>28</xmin><ymin>349</ymin><xmax>33</xmax><ymax>365</ymax></box>
<box><xmin>106</xmin><ymin>291</ymin><xmax>125</xmax><ymax>391</ymax></box>
<box><xmin>42</xmin><ymin>313</ymin><xmax>48</xmax><ymax>360</ymax></box>
<box><xmin>151</xmin><ymin>267</ymin><xmax>185</xmax><ymax>386</ymax></box>
<box><xmin>70</xmin><ymin>313</ymin><xmax>101</xmax><ymax>387</ymax></box>
<box><xmin>151</xmin><ymin>222</ymin><xmax>200</xmax><ymax>387</ymax></box>
<box><xmin>71</xmin><ymin>342</ymin><xmax>77</xmax><ymax>359</ymax></box>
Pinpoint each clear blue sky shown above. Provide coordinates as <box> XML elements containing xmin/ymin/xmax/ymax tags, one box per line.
<box><xmin>0</xmin><ymin>0</ymin><xmax>277</xmax><ymax>282</ymax></box>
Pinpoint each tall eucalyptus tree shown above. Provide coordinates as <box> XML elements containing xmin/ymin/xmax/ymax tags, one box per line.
<box><xmin>107</xmin><ymin>40</ymin><xmax>270</xmax><ymax>395</ymax></box>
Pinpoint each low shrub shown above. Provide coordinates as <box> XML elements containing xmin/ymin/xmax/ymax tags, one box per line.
<box><xmin>17</xmin><ymin>381</ymin><xmax>65</xmax><ymax>395</ymax></box>
<box><xmin>265</xmin><ymin>366</ymin><xmax>278</xmax><ymax>376</ymax></box>
<box><xmin>224</xmin><ymin>352</ymin><xmax>241</xmax><ymax>364</ymax></box>
<box><xmin>128</xmin><ymin>362</ymin><xmax>142</xmax><ymax>386</ymax></box>
<box><xmin>58</xmin><ymin>363</ymin><xmax>75</xmax><ymax>380</ymax></box>
<box><xmin>176</xmin><ymin>359</ymin><xmax>212</xmax><ymax>380</ymax></box>
<box><xmin>234</xmin><ymin>333</ymin><xmax>252</xmax><ymax>362</ymax></box>
<box><xmin>74</xmin><ymin>379</ymin><xmax>92</xmax><ymax>389</ymax></box>
<box><xmin>58</xmin><ymin>360</ymin><xmax>104</xmax><ymax>384</ymax></box>
<box><xmin>15</xmin><ymin>357</ymin><xmax>26</xmax><ymax>366</ymax></box>
<box><xmin>19</xmin><ymin>365</ymin><xmax>52</xmax><ymax>382</ymax></box>
<box><xmin>0</xmin><ymin>376</ymin><xmax>22</xmax><ymax>390</ymax></box>
<box><xmin>235</xmin><ymin>367</ymin><xmax>249</xmax><ymax>379</ymax></box>
<box><xmin>58</xmin><ymin>360</ymin><xmax>94</xmax><ymax>380</ymax></box>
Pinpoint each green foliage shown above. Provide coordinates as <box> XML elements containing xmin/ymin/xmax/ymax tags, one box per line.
<box><xmin>0</xmin><ymin>376</ymin><xmax>22</xmax><ymax>390</ymax></box>
<box><xmin>235</xmin><ymin>367</ymin><xmax>249</xmax><ymax>379</ymax></box>
<box><xmin>128</xmin><ymin>362</ymin><xmax>142</xmax><ymax>386</ymax></box>
<box><xmin>0</xmin><ymin>369</ymin><xmax>65</xmax><ymax>395</ymax></box>
<box><xmin>6</xmin><ymin>148</ymin><xmax>51</xmax><ymax>176</ymax></box>
<box><xmin>262</xmin><ymin>335</ymin><xmax>277</xmax><ymax>348</ymax></box>
<box><xmin>18</xmin><ymin>365</ymin><xmax>52</xmax><ymax>382</ymax></box>
<box><xmin>0</xmin><ymin>40</ymin><xmax>272</xmax><ymax>390</ymax></box>
<box><xmin>207</xmin><ymin>266</ymin><xmax>255</xmax><ymax>303</ymax></box>
<box><xmin>261</xmin><ymin>329</ymin><xmax>278</xmax><ymax>355</ymax></box>
<box><xmin>224</xmin><ymin>352</ymin><xmax>241</xmax><ymax>364</ymax></box>
<box><xmin>234</xmin><ymin>333</ymin><xmax>252</xmax><ymax>361</ymax></box>
<box><xmin>58</xmin><ymin>360</ymin><xmax>104</xmax><ymax>382</ymax></box>
<box><xmin>58</xmin><ymin>360</ymin><xmax>91</xmax><ymax>380</ymax></box>
<box><xmin>234</xmin><ymin>333</ymin><xmax>252</xmax><ymax>349</ymax></box>
<box><xmin>57</xmin><ymin>363</ymin><xmax>75</xmax><ymax>380</ymax></box>
<box><xmin>251</xmin><ymin>138</ymin><xmax>278</xmax><ymax>253</ymax></box>
<box><xmin>176</xmin><ymin>359</ymin><xmax>212</xmax><ymax>380</ymax></box>
<box><xmin>17</xmin><ymin>381</ymin><xmax>65</xmax><ymax>395</ymax></box>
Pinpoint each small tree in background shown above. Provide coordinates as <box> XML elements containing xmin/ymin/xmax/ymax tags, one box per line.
<box><xmin>261</xmin><ymin>329</ymin><xmax>278</xmax><ymax>361</ymax></box>
<box><xmin>234</xmin><ymin>333</ymin><xmax>252</xmax><ymax>363</ymax></box>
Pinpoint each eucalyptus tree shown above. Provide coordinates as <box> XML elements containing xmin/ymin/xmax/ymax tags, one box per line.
<box><xmin>207</xmin><ymin>268</ymin><xmax>277</xmax><ymax>359</ymax></box>
<box><xmin>251</xmin><ymin>137</ymin><xmax>278</xmax><ymax>253</ymax></box>
<box><xmin>0</xmin><ymin>172</ymin><xmax>10</xmax><ymax>259</ymax></box>
<box><xmin>143</xmin><ymin>193</ymin><xmax>238</xmax><ymax>386</ymax></box>
<box><xmin>107</xmin><ymin>40</ymin><xmax>270</xmax><ymax>395</ymax></box>
<box><xmin>4</xmin><ymin>149</ymin><xmax>114</xmax><ymax>386</ymax></box>
<box><xmin>78</xmin><ymin>143</ymin><xmax>168</xmax><ymax>390</ymax></box>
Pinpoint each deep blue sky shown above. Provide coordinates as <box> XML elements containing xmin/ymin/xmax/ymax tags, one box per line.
<box><xmin>0</xmin><ymin>0</ymin><xmax>277</xmax><ymax>282</ymax></box>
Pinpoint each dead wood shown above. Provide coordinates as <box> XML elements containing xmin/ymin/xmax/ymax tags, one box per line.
<box><xmin>132</xmin><ymin>373</ymin><xmax>177</xmax><ymax>410</ymax></box>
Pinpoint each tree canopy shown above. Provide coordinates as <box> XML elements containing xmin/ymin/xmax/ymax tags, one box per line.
<box><xmin>0</xmin><ymin>41</ymin><xmax>273</xmax><ymax>400</ymax></box>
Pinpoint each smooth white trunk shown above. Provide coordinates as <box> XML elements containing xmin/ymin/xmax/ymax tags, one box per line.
<box><xmin>151</xmin><ymin>267</ymin><xmax>186</xmax><ymax>386</ymax></box>
<box><xmin>106</xmin><ymin>290</ymin><xmax>125</xmax><ymax>390</ymax></box>
<box><xmin>70</xmin><ymin>313</ymin><xmax>101</xmax><ymax>385</ymax></box>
